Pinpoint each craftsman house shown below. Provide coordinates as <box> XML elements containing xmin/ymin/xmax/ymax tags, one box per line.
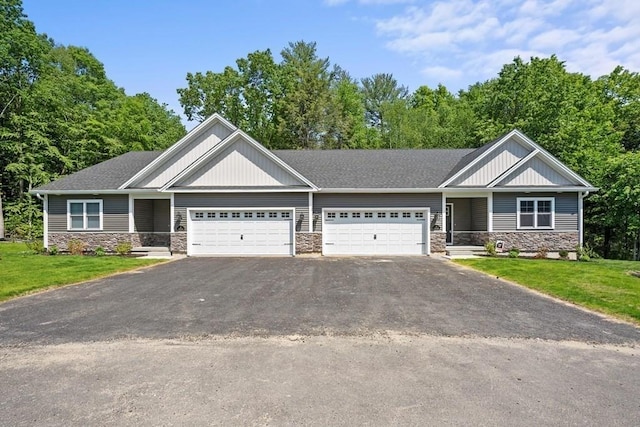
<box><xmin>33</xmin><ymin>114</ymin><xmax>596</xmax><ymax>256</ymax></box>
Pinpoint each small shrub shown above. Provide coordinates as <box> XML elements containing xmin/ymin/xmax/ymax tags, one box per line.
<box><xmin>558</xmin><ymin>249</ymin><xmax>569</xmax><ymax>260</ymax></box>
<box><xmin>508</xmin><ymin>247</ymin><xmax>520</xmax><ymax>258</ymax></box>
<box><xmin>94</xmin><ymin>246</ymin><xmax>106</xmax><ymax>257</ymax></box>
<box><xmin>115</xmin><ymin>241</ymin><xmax>132</xmax><ymax>256</ymax></box>
<box><xmin>67</xmin><ymin>239</ymin><xmax>86</xmax><ymax>255</ymax></box>
<box><xmin>534</xmin><ymin>247</ymin><xmax>548</xmax><ymax>259</ymax></box>
<box><xmin>576</xmin><ymin>244</ymin><xmax>599</xmax><ymax>261</ymax></box>
<box><xmin>25</xmin><ymin>240</ymin><xmax>44</xmax><ymax>254</ymax></box>
<box><xmin>48</xmin><ymin>245</ymin><xmax>59</xmax><ymax>256</ymax></box>
<box><xmin>484</xmin><ymin>241</ymin><xmax>497</xmax><ymax>257</ymax></box>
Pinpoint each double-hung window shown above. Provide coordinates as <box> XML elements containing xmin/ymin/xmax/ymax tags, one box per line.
<box><xmin>517</xmin><ymin>197</ymin><xmax>554</xmax><ymax>229</ymax></box>
<box><xmin>68</xmin><ymin>200</ymin><xmax>103</xmax><ymax>230</ymax></box>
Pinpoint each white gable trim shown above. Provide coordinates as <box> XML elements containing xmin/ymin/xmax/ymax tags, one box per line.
<box><xmin>487</xmin><ymin>149</ymin><xmax>540</xmax><ymax>188</ymax></box>
<box><xmin>118</xmin><ymin>114</ymin><xmax>237</xmax><ymax>190</ymax></box>
<box><xmin>440</xmin><ymin>129</ymin><xmax>593</xmax><ymax>189</ymax></box>
<box><xmin>160</xmin><ymin>129</ymin><xmax>318</xmax><ymax>191</ymax></box>
<box><xmin>439</xmin><ymin>129</ymin><xmax>521</xmax><ymax>188</ymax></box>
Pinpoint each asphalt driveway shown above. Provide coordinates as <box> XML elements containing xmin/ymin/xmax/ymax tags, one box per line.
<box><xmin>1</xmin><ymin>256</ymin><xmax>638</xmax><ymax>345</ymax></box>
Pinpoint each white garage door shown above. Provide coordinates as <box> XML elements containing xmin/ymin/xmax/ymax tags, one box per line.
<box><xmin>323</xmin><ymin>209</ymin><xmax>429</xmax><ymax>256</ymax></box>
<box><xmin>188</xmin><ymin>209</ymin><xmax>294</xmax><ymax>256</ymax></box>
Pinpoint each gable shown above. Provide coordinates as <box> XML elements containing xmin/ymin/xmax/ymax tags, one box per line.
<box><xmin>172</xmin><ymin>137</ymin><xmax>308</xmax><ymax>188</ymax></box>
<box><xmin>125</xmin><ymin>115</ymin><xmax>236</xmax><ymax>189</ymax></box>
<box><xmin>494</xmin><ymin>156</ymin><xmax>578</xmax><ymax>187</ymax></box>
<box><xmin>450</xmin><ymin>137</ymin><xmax>532</xmax><ymax>186</ymax></box>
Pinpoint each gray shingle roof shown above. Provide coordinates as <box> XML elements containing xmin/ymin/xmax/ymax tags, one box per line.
<box><xmin>34</xmin><ymin>151</ymin><xmax>162</xmax><ymax>191</ymax></box>
<box><xmin>441</xmin><ymin>132</ymin><xmax>508</xmax><ymax>183</ymax></box>
<box><xmin>35</xmin><ymin>147</ymin><xmax>483</xmax><ymax>192</ymax></box>
<box><xmin>274</xmin><ymin>149</ymin><xmax>474</xmax><ymax>188</ymax></box>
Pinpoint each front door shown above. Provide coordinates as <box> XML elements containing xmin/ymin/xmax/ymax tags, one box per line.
<box><xmin>445</xmin><ymin>203</ymin><xmax>453</xmax><ymax>245</ymax></box>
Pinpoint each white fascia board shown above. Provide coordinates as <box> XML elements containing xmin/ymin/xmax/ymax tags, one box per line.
<box><xmin>160</xmin><ymin>129</ymin><xmax>319</xmax><ymax>191</ymax></box>
<box><xmin>438</xmin><ymin>129</ymin><xmax>520</xmax><ymax>188</ymax></box>
<box><xmin>118</xmin><ymin>114</ymin><xmax>237</xmax><ymax>190</ymax></box>
<box><xmin>487</xmin><ymin>149</ymin><xmax>540</xmax><ymax>188</ymax></box>
<box><xmin>30</xmin><ymin>189</ymin><xmax>167</xmax><ymax>195</ymax></box>
<box><xmin>318</xmin><ymin>188</ymin><xmax>442</xmax><ymax>193</ymax></box>
<box><xmin>164</xmin><ymin>188</ymin><xmax>315</xmax><ymax>193</ymax></box>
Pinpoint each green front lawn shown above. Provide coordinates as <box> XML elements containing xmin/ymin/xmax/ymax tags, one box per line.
<box><xmin>456</xmin><ymin>257</ymin><xmax>640</xmax><ymax>324</ymax></box>
<box><xmin>0</xmin><ymin>242</ymin><xmax>165</xmax><ymax>302</ymax></box>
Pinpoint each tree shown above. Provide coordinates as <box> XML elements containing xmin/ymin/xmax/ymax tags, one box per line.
<box><xmin>276</xmin><ymin>41</ymin><xmax>333</xmax><ymax>149</ymax></box>
<box><xmin>598</xmin><ymin>66</ymin><xmax>640</xmax><ymax>152</ymax></box>
<box><xmin>360</xmin><ymin>73</ymin><xmax>408</xmax><ymax>130</ymax></box>
<box><xmin>325</xmin><ymin>68</ymin><xmax>367</xmax><ymax>148</ymax></box>
<box><xmin>590</xmin><ymin>153</ymin><xmax>640</xmax><ymax>259</ymax></box>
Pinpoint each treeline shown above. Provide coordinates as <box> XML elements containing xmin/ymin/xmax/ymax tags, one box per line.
<box><xmin>1</xmin><ymin>0</ymin><xmax>639</xmax><ymax>259</ymax></box>
<box><xmin>178</xmin><ymin>42</ymin><xmax>640</xmax><ymax>260</ymax></box>
<box><xmin>0</xmin><ymin>0</ymin><xmax>186</xmax><ymax>238</ymax></box>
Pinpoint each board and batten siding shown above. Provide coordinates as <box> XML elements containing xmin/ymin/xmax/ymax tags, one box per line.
<box><xmin>176</xmin><ymin>139</ymin><xmax>302</xmax><ymax>187</ymax></box>
<box><xmin>451</xmin><ymin>139</ymin><xmax>531</xmax><ymax>186</ymax></box>
<box><xmin>174</xmin><ymin>193</ymin><xmax>309</xmax><ymax>232</ymax></box>
<box><xmin>313</xmin><ymin>193</ymin><xmax>442</xmax><ymax>232</ymax></box>
<box><xmin>136</xmin><ymin>122</ymin><xmax>233</xmax><ymax>188</ymax></box>
<box><xmin>48</xmin><ymin>194</ymin><xmax>129</xmax><ymax>232</ymax></box>
<box><xmin>493</xmin><ymin>192</ymin><xmax>578</xmax><ymax>231</ymax></box>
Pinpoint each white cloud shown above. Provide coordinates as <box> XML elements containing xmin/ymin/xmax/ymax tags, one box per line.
<box><xmin>366</xmin><ymin>0</ymin><xmax>640</xmax><ymax>88</ymax></box>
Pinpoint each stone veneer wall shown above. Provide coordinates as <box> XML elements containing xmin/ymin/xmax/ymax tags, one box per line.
<box><xmin>296</xmin><ymin>232</ymin><xmax>322</xmax><ymax>254</ymax></box>
<box><xmin>49</xmin><ymin>233</ymin><xmax>133</xmax><ymax>252</ymax></box>
<box><xmin>430</xmin><ymin>232</ymin><xmax>446</xmax><ymax>253</ymax></box>
<box><xmin>458</xmin><ymin>231</ymin><xmax>579</xmax><ymax>252</ymax></box>
<box><xmin>49</xmin><ymin>232</ymin><xmax>177</xmax><ymax>252</ymax></box>
<box><xmin>171</xmin><ymin>233</ymin><xmax>187</xmax><ymax>253</ymax></box>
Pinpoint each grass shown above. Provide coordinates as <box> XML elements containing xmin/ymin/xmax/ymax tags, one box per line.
<box><xmin>0</xmin><ymin>242</ymin><xmax>165</xmax><ymax>302</ymax></box>
<box><xmin>456</xmin><ymin>257</ymin><xmax>640</xmax><ymax>324</ymax></box>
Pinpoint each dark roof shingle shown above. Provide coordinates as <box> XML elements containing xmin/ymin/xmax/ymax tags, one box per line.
<box><xmin>274</xmin><ymin>149</ymin><xmax>474</xmax><ymax>188</ymax></box>
<box><xmin>35</xmin><ymin>151</ymin><xmax>162</xmax><ymax>191</ymax></box>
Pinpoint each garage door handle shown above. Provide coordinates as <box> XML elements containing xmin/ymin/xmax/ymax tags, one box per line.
<box><xmin>373</xmin><ymin>234</ymin><xmax>377</xmax><ymax>240</ymax></box>
<box><xmin>240</xmin><ymin>234</ymin><xmax>243</xmax><ymax>240</ymax></box>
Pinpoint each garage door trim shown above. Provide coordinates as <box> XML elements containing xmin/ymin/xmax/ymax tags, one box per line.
<box><xmin>321</xmin><ymin>207</ymin><xmax>431</xmax><ymax>256</ymax></box>
<box><xmin>186</xmin><ymin>207</ymin><xmax>296</xmax><ymax>256</ymax></box>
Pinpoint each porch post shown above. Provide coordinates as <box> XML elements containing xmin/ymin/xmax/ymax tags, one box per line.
<box><xmin>487</xmin><ymin>193</ymin><xmax>493</xmax><ymax>232</ymax></box>
<box><xmin>170</xmin><ymin>193</ymin><xmax>175</xmax><ymax>233</ymax></box>
<box><xmin>441</xmin><ymin>193</ymin><xmax>447</xmax><ymax>238</ymax></box>
<box><xmin>128</xmin><ymin>194</ymin><xmax>134</xmax><ymax>233</ymax></box>
<box><xmin>308</xmin><ymin>192</ymin><xmax>313</xmax><ymax>232</ymax></box>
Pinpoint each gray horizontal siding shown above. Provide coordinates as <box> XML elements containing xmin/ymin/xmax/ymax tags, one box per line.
<box><xmin>449</xmin><ymin>198</ymin><xmax>471</xmax><ymax>231</ymax></box>
<box><xmin>471</xmin><ymin>198</ymin><xmax>487</xmax><ymax>231</ymax></box>
<box><xmin>313</xmin><ymin>193</ymin><xmax>442</xmax><ymax>232</ymax></box>
<box><xmin>493</xmin><ymin>192</ymin><xmax>578</xmax><ymax>231</ymax></box>
<box><xmin>174</xmin><ymin>192</ymin><xmax>309</xmax><ymax>232</ymax></box>
<box><xmin>134</xmin><ymin>199</ymin><xmax>154</xmax><ymax>232</ymax></box>
<box><xmin>49</xmin><ymin>194</ymin><xmax>129</xmax><ymax>233</ymax></box>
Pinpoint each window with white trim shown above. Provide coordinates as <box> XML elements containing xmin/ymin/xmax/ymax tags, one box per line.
<box><xmin>327</xmin><ymin>212</ymin><xmax>336</xmax><ymax>219</ymax></box>
<box><xmin>517</xmin><ymin>197</ymin><xmax>554</xmax><ymax>229</ymax></box>
<box><xmin>68</xmin><ymin>200</ymin><xmax>103</xmax><ymax>230</ymax></box>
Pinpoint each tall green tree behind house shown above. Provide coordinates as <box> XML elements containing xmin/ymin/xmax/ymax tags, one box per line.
<box><xmin>276</xmin><ymin>41</ymin><xmax>333</xmax><ymax>149</ymax></box>
<box><xmin>0</xmin><ymin>0</ymin><xmax>185</xmax><ymax>238</ymax></box>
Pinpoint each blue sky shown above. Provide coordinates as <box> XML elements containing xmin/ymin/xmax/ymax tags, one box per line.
<box><xmin>23</xmin><ymin>0</ymin><xmax>640</xmax><ymax>127</ymax></box>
